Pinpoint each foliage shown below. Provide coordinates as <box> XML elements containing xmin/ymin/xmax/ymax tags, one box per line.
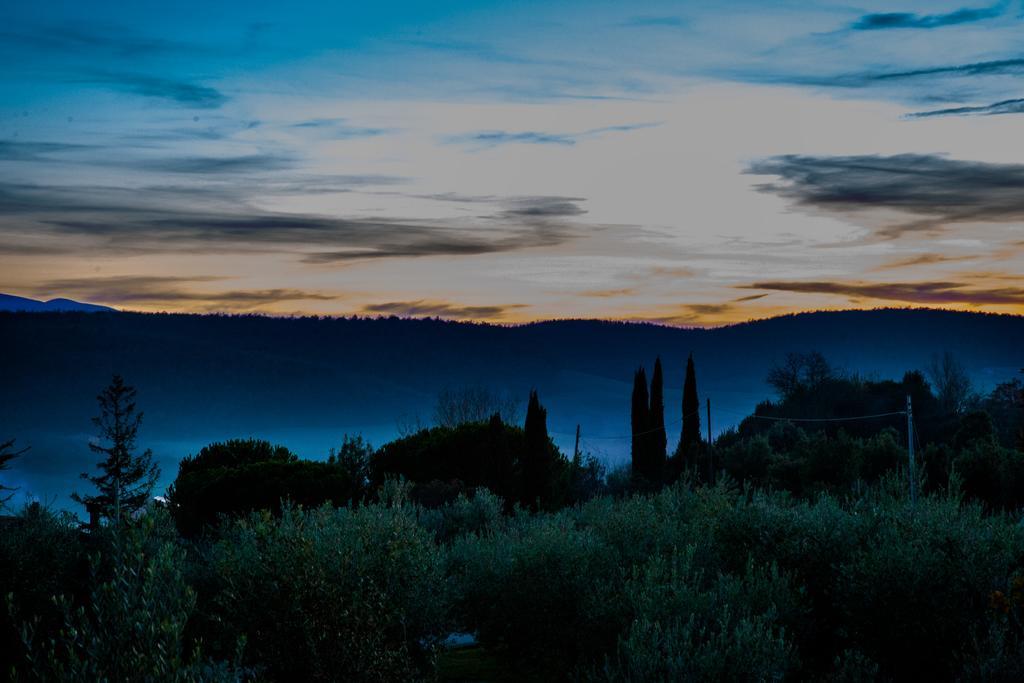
<box><xmin>2</xmin><ymin>504</ymin><xmax>86</xmax><ymax>676</ymax></box>
<box><xmin>598</xmin><ymin>550</ymin><xmax>797</xmax><ymax>682</ymax></box>
<box><xmin>200</xmin><ymin>500</ymin><xmax>447</xmax><ymax>682</ymax></box>
<box><xmin>169</xmin><ymin>458</ymin><xmax>358</xmax><ymax>536</ymax></box>
<box><xmin>176</xmin><ymin>439</ymin><xmax>296</xmax><ymax>480</ymax></box>
<box><xmin>327</xmin><ymin>434</ymin><xmax>373</xmax><ymax>500</ymax></box>
<box><xmin>17</xmin><ymin>511</ymin><xmax>236</xmax><ymax>682</ymax></box>
<box><xmin>372</xmin><ymin>413</ymin><xmax>568</xmax><ymax>509</ymax></box>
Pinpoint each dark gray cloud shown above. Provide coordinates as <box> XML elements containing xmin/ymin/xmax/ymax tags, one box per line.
<box><xmin>444</xmin><ymin>122</ymin><xmax>660</xmax><ymax>149</ymax></box>
<box><xmin>498</xmin><ymin>196</ymin><xmax>588</xmax><ymax>218</ymax></box>
<box><xmin>0</xmin><ymin>181</ymin><xmax>585</xmax><ymax>262</ymax></box>
<box><xmin>361</xmin><ymin>300</ymin><xmax>524</xmax><ymax>320</ymax></box>
<box><xmin>851</xmin><ymin>3</ymin><xmax>1004</xmax><ymax>30</ymax></box>
<box><xmin>874</xmin><ymin>253</ymin><xmax>979</xmax><ymax>269</ymax></box>
<box><xmin>135</xmin><ymin>154</ymin><xmax>294</xmax><ymax>174</ymax></box>
<box><xmin>75</xmin><ymin>72</ymin><xmax>227</xmax><ymax>108</ymax></box>
<box><xmin>907</xmin><ymin>97</ymin><xmax>1024</xmax><ymax>118</ymax></box>
<box><xmin>739</xmin><ymin>280</ymin><xmax>1024</xmax><ymax>305</ymax></box>
<box><xmin>746</xmin><ymin>154</ymin><xmax>1024</xmax><ymax>237</ymax></box>
<box><xmin>32</xmin><ymin>275</ymin><xmax>339</xmax><ymax>310</ymax></box>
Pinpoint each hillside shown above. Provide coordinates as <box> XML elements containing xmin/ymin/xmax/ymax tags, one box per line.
<box><xmin>1</xmin><ymin>308</ymin><xmax>1021</xmax><ymax>504</ymax></box>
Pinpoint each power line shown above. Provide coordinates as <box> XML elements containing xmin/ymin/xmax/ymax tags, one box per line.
<box><xmin>552</xmin><ymin>409</ymin><xmax>702</xmax><ymax>442</ymax></box>
<box><xmin>716</xmin><ymin>407</ymin><xmax>907</xmax><ymax>423</ymax></box>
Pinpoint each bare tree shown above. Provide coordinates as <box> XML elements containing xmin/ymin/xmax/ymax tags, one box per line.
<box><xmin>433</xmin><ymin>386</ymin><xmax>522</xmax><ymax>428</ymax></box>
<box><xmin>927</xmin><ymin>351</ymin><xmax>973</xmax><ymax>415</ymax></box>
<box><xmin>0</xmin><ymin>438</ymin><xmax>29</xmax><ymax>510</ymax></box>
<box><xmin>766</xmin><ymin>351</ymin><xmax>835</xmax><ymax>399</ymax></box>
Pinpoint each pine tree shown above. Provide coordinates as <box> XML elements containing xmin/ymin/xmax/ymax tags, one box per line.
<box><xmin>522</xmin><ymin>390</ymin><xmax>552</xmax><ymax>510</ymax></box>
<box><xmin>676</xmin><ymin>353</ymin><xmax>701</xmax><ymax>474</ymax></box>
<box><xmin>631</xmin><ymin>367</ymin><xmax>650</xmax><ymax>486</ymax></box>
<box><xmin>73</xmin><ymin>375</ymin><xmax>160</xmax><ymax>526</ymax></box>
<box><xmin>649</xmin><ymin>357</ymin><xmax>667</xmax><ymax>485</ymax></box>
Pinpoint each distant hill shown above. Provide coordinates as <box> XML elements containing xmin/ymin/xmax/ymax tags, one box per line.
<box><xmin>0</xmin><ymin>308</ymin><xmax>1021</xmax><ymax>507</ymax></box>
<box><xmin>0</xmin><ymin>293</ymin><xmax>116</xmax><ymax>313</ymax></box>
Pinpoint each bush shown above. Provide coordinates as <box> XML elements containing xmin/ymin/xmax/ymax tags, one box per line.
<box><xmin>417</xmin><ymin>488</ymin><xmax>505</xmax><ymax>544</ymax></box>
<box><xmin>598</xmin><ymin>549</ymin><xmax>798</xmax><ymax>682</ymax></box>
<box><xmin>200</xmin><ymin>499</ymin><xmax>447</xmax><ymax>681</ymax></box>
<box><xmin>1</xmin><ymin>504</ymin><xmax>86</xmax><ymax>676</ymax></box>
<box><xmin>448</xmin><ymin>512</ymin><xmax>621</xmax><ymax>675</ymax></box>
<box><xmin>17</xmin><ymin>511</ymin><xmax>236</xmax><ymax>682</ymax></box>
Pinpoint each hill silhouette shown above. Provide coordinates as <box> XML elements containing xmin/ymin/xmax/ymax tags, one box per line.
<box><xmin>0</xmin><ymin>293</ymin><xmax>116</xmax><ymax>313</ymax></box>
<box><xmin>0</xmin><ymin>307</ymin><xmax>1020</xmax><ymax>505</ymax></box>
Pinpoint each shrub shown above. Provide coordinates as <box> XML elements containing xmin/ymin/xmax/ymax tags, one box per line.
<box><xmin>417</xmin><ymin>488</ymin><xmax>505</xmax><ymax>544</ymax></box>
<box><xmin>597</xmin><ymin>548</ymin><xmax>798</xmax><ymax>682</ymax></box>
<box><xmin>448</xmin><ymin>512</ymin><xmax>621</xmax><ymax>675</ymax></box>
<box><xmin>17</xmin><ymin>511</ymin><xmax>236</xmax><ymax>682</ymax></box>
<box><xmin>1</xmin><ymin>504</ymin><xmax>86</xmax><ymax>676</ymax></box>
<box><xmin>201</xmin><ymin>500</ymin><xmax>447</xmax><ymax>681</ymax></box>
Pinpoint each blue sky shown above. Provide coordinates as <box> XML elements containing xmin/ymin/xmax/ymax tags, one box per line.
<box><xmin>2</xmin><ymin>0</ymin><xmax>1023</xmax><ymax>323</ymax></box>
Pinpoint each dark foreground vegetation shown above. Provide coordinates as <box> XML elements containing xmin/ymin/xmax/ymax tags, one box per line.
<box><xmin>2</xmin><ymin>346</ymin><xmax>1023</xmax><ymax>681</ymax></box>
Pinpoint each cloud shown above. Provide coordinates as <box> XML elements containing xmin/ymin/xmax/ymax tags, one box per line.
<box><xmin>498</xmin><ymin>196</ymin><xmax>588</xmax><ymax>218</ymax></box>
<box><xmin>578</xmin><ymin>287</ymin><xmax>638</xmax><ymax>298</ymax></box>
<box><xmin>0</xmin><ymin>141</ymin><xmax>96</xmax><ymax>162</ymax></box>
<box><xmin>444</xmin><ymin>122</ymin><xmax>660</xmax><ymax>149</ymax></box>
<box><xmin>874</xmin><ymin>253</ymin><xmax>979</xmax><ymax>270</ymax></box>
<box><xmin>0</xmin><ymin>181</ymin><xmax>586</xmax><ymax>262</ymax></box>
<box><xmin>289</xmin><ymin>118</ymin><xmax>391</xmax><ymax>139</ymax></box>
<box><xmin>75</xmin><ymin>72</ymin><xmax>227</xmax><ymax>108</ymax></box>
<box><xmin>360</xmin><ymin>300</ymin><xmax>524</xmax><ymax>320</ymax></box>
<box><xmin>907</xmin><ymin>97</ymin><xmax>1024</xmax><ymax>118</ymax></box>
<box><xmin>864</xmin><ymin>59</ymin><xmax>1024</xmax><ymax>85</ymax></box>
<box><xmin>850</xmin><ymin>3</ymin><xmax>1005</xmax><ymax>30</ymax></box>
<box><xmin>0</xmin><ymin>22</ymin><xmax>199</xmax><ymax>58</ymax></box>
<box><xmin>739</xmin><ymin>280</ymin><xmax>1024</xmax><ymax>306</ymax></box>
<box><xmin>746</xmin><ymin>154</ymin><xmax>1024</xmax><ymax>238</ymax></box>
<box><xmin>135</xmin><ymin>154</ymin><xmax>294</xmax><ymax>174</ymax></box>
<box><xmin>32</xmin><ymin>275</ymin><xmax>339</xmax><ymax>311</ymax></box>
<box><xmin>618</xmin><ymin>16</ymin><xmax>687</xmax><ymax>28</ymax></box>
<box><xmin>732</xmin><ymin>293</ymin><xmax>770</xmax><ymax>302</ymax></box>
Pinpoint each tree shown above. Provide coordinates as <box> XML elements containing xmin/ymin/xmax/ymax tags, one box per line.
<box><xmin>522</xmin><ymin>389</ymin><xmax>552</xmax><ymax>509</ymax></box>
<box><xmin>0</xmin><ymin>438</ymin><xmax>28</xmax><ymax>510</ymax></box>
<box><xmin>928</xmin><ymin>351</ymin><xmax>973</xmax><ymax>415</ymax></box>
<box><xmin>73</xmin><ymin>375</ymin><xmax>160</xmax><ymax>526</ymax></box>
<box><xmin>649</xmin><ymin>357</ymin><xmax>667</xmax><ymax>484</ymax></box>
<box><xmin>433</xmin><ymin>386</ymin><xmax>521</xmax><ymax>428</ymax></box>
<box><xmin>678</xmin><ymin>353</ymin><xmax>702</xmax><ymax>467</ymax></box>
<box><xmin>767</xmin><ymin>351</ymin><xmax>834</xmax><ymax>399</ymax></box>
<box><xmin>631</xmin><ymin>367</ymin><xmax>650</xmax><ymax>485</ymax></box>
<box><xmin>328</xmin><ymin>434</ymin><xmax>374</xmax><ymax>499</ymax></box>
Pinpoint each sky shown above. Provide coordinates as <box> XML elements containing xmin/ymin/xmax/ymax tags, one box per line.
<box><xmin>2</xmin><ymin>0</ymin><xmax>1023</xmax><ymax>325</ymax></box>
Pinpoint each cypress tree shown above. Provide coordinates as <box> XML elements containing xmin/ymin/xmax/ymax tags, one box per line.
<box><xmin>678</xmin><ymin>353</ymin><xmax>702</xmax><ymax>469</ymax></box>
<box><xmin>649</xmin><ymin>357</ymin><xmax>667</xmax><ymax>485</ymax></box>
<box><xmin>631</xmin><ymin>367</ymin><xmax>650</xmax><ymax>485</ymax></box>
<box><xmin>73</xmin><ymin>375</ymin><xmax>160</xmax><ymax>527</ymax></box>
<box><xmin>522</xmin><ymin>389</ymin><xmax>551</xmax><ymax>509</ymax></box>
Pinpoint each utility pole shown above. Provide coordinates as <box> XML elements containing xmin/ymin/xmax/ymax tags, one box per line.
<box><xmin>573</xmin><ymin>424</ymin><xmax>581</xmax><ymax>465</ymax></box>
<box><xmin>706</xmin><ymin>398</ymin><xmax>713</xmax><ymax>484</ymax></box>
<box><xmin>906</xmin><ymin>394</ymin><xmax>916</xmax><ymax>505</ymax></box>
